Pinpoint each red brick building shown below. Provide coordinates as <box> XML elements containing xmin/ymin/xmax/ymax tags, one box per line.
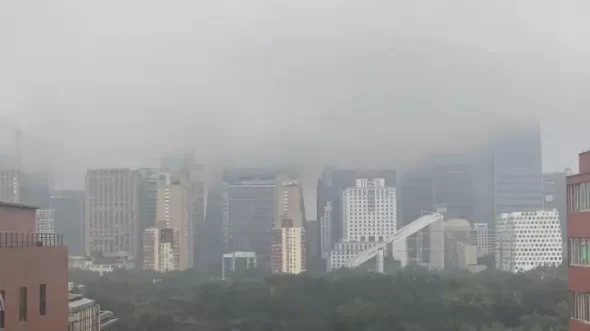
<box><xmin>0</xmin><ymin>202</ymin><xmax>68</xmax><ymax>331</ymax></box>
<box><xmin>568</xmin><ymin>151</ymin><xmax>590</xmax><ymax>331</ymax></box>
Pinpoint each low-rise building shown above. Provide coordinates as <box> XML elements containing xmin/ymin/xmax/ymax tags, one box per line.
<box><xmin>69</xmin><ymin>256</ymin><xmax>135</xmax><ymax>276</ymax></box>
<box><xmin>0</xmin><ymin>201</ymin><xmax>69</xmax><ymax>331</ymax></box>
<box><xmin>496</xmin><ymin>209</ymin><xmax>562</xmax><ymax>273</ymax></box>
<box><xmin>67</xmin><ymin>292</ymin><xmax>118</xmax><ymax>331</ymax></box>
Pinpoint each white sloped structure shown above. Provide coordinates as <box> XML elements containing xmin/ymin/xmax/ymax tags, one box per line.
<box><xmin>496</xmin><ymin>209</ymin><xmax>562</xmax><ymax>273</ymax></box>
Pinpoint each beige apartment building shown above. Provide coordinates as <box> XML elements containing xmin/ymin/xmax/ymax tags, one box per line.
<box><xmin>271</xmin><ymin>179</ymin><xmax>306</xmax><ymax>274</ymax></box>
<box><xmin>156</xmin><ymin>173</ymin><xmax>190</xmax><ymax>270</ymax></box>
<box><xmin>143</xmin><ymin>226</ymin><xmax>179</xmax><ymax>272</ymax></box>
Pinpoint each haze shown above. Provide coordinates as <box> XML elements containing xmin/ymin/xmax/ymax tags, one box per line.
<box><xmin>1</xmin><ymin>0</ymin><xmax>590</xmax><ymax>190</ymax></box>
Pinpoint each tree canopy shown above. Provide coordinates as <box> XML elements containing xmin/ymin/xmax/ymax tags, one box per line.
<box><xmin>71</xmin><ymin>265</ymin><xmax>568</xmax><ymax>331</ymax></box>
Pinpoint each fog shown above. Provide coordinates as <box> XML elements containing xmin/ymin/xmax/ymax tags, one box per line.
<box><xmin>1</xmin><ymin>0</ymin><xmax>590</xmax><ymax>190</ymax></box>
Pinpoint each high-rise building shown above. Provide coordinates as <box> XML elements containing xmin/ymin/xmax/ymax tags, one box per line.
<box><xmin>471</xmin><ymin>222</ymin><xmax>492</xmax><ymax>257</ymax></box>
<box><xmin>399</xmin><ymin>154</ymin><xmax>473</xmax><ymax>268</ymax></box>
<box><xmin>143</xmin><ymin>227</ymin><xmax>179</xmax><ymax>272</ymax></box>
<box><xmin>201</xmin><ymin>185</ymin><xmax>224</xmax><ymax>273</ymax></box>
<box><xmin>35</xmin><ymin>209</ymin><xmax>55</xmax><ymax>234</ymax></box>
<box><xmin>20</xmin><ymin>172</ymin><xmax>52</xmax><ymax>209</ymax></box>
<box><xmin>400</xmin><ymin>153</ymin><xmax>474</xmax><ymax>225</ymax></box>
<box><xmin>317</xmin><ymin>168</ymin><xmax>396</xmax><ymax>269</ymax></box>
<box><xmin>156</xmin><ymin>173</ymin><xmax>190</xmax><ymax>270</ymax></box>
<box><xmin>319</xmin><ymin>201</ymin><xmax>333</xmax><ymax>260</ymax></box>
<box><xmin>495</xmin><ymin>210</ymin><xmax>562</xmax><ymax>273</ymax></box>
<box><xmin>84</xmin><ymin>169</ymin><xmax>139</xmax><ymax>259</ymax></box>
<box><xmin>51</xmin><ymin>190</ymin><xmax>85</xmax><ymax>256</ymax></box>
<box><xmin>328</xmin><ymin>178</ymin><xmax>397</xmax><ymax>271</ymax></box>
<box><xmin>271</xmin><ymin>180</ymin><xmax>306</xmax><ymax>274</ymax></box>
<box><xmin>222</xmin><ymin>169</ymin><xmax>286</xmax><ymax>271</ymax></box>
<box><xmin>0</xmin><ymin>201</ymin><xmax>69</xmax><ymax>330</ymax></box>
<box><xmin>305</xmin><ymin>219</ymin><xmax>322</xmax><ymax>272</ymax></box>
<box><xmin>543</xmin><ymin>170</ymin><xmax>569</xmax><ymax>239</ymax></box>
<box><xmin>135</xmin><ymin>168</ymin><xmax>160</xmax><ymax>265</ymax></box>
<box><xmin>567</xmin><ymin>151</ymin><xmax>590</xmax><ymax>329</ymax></box>
<box><xmin>0</xmin><ymin>169</ymin><xmax>21</xmax><ymax>204</ymax></box>
<box><xmin>493</xmin><ymin>124</ymin><xmax>544</xmax><ymax>217</ymax></box>
<box><xmin>188</xmin><ymin>166</ymin><xmax>206</xmax><ymax>271</ymax></box>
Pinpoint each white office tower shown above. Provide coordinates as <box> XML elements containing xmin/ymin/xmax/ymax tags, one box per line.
<box><xmin>495</xmin><ymin>209</ymin><xmax>562</xmax><ymax>273</ymax></box>
<box><xmin>85</xmin><ymin>169</ymin><xmax>139</xmax><ymax>259</ymax></box>
<box><xmin>328</xmin><ymin>178</ymin><xmax>396</xmax><ymax>271</ymax></box>
<box><xmin>143</xmin><ymin>227</ymin><xmax>179</xmax><ymax>272</ymax></box>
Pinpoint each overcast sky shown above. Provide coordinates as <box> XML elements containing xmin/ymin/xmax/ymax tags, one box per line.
<box><xmin>1</xmin><ymin>0</ymin><xmax>590</xmax><ymax>191</ymax></box>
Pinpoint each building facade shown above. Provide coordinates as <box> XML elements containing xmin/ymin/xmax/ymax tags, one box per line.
<box><xmin>51</xmin><ymin>190</ymin><xmax>85</xmax><ymax>256</ymax></box>
<box><xmin>271</xmin><ymin>180</ymin><xmax>306</xmax><ymax>274</ymax></box>
<box><xmin>35</xmin><ymin>209</ymin><xmax>55</xmax><ymax>234</ymax></box>
<box><xmin>142</xmin><ymin>227</ymin><xmax>178</xmax><ymax>272</ymax></box>
<box><xmin>329</xmin><ymin>178</ymin><xmax>397</xmax><ymax>271</ymax></box>
<box><xmin>84</xmin><ymin>169</ymin><xmax>139</xmax><ymax>259</ymax></box>
<box><xmin>495</xmin><ymin>210</ymin><xmax>562</xmax><ymax>273</ymax></box>
<box><xmin>0</xmin><ymin>170</ymin><xmax>21</xmax><ymax>204</ymax></box>
<box><xmin>317</xmin><ymin>168</ymin><xmax>396</xmax><ymax>270</ymax></box>
<box><xmin>544</xmin><ymin>170</ymin><xmax>570</xmax><ymax>239</ymax></box>
<box><xmin>493</xmin><ymin>124</ymin><xmax>544</xmax><ymax>217</ymax></box>
<box><xmin>472</xmin><ymin>222</ymin><xmax>492</xmax><ymax>257</ymax></box>
<box><xmin>135</xmin><ymin>168</ymin><xmax>160</xmax><ymax>266</ymax></box>
<box><xmin>222</xmin><ymin>169</ymin><xmax>283</xmax><ymax>271</ymax></box>
<box><xmin>568</xmin><ymin>151</ymin><xmax>590</xmax><ymax>330</ymax></box>
<box><xmin>156</xmin><ymin>172</ymin><xmax>190</xmax><ymax>270</ymax></box>
<box><xmin>0</xmin><ymin>202</ymin><xmax>69</xmax><ymax>331</ymax></box>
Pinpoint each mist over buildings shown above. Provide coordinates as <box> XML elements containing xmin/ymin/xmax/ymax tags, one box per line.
<box><xmin>1</xmin><ymin>0</ymin><xmax>590</xmax><ymax>190</ymax></box>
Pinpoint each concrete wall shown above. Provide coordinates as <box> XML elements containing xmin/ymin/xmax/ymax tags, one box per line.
<box><xmin>0</xmin><ymin>203</ymin><xmax>36</xmax><ymax>233</ymax></box>
<box><xmin>0</xmin><ymin>246</ymin><xmax>68</xmax><ymax>331</ymax></box>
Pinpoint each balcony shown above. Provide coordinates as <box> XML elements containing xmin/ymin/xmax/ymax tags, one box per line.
<box><xmin>0</xmin><ymin>232</ymin><xmax>64</xmax><ymax>248</ymax></box>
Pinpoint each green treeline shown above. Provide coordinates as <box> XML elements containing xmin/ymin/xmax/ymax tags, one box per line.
<box><xmin>71</xmin><ymin>265</ymin><xmax>568</xmax><ymax>331</ymax></box>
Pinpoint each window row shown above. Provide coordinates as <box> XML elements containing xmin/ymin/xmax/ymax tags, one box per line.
<box><xmin>571</xmin><ymin>291</ymin><xmax>590</xmax><ymax>322</ymax></box>
<box><xmin>569</xmin><ymin>183</ymin><xmax>590</xmax><ymax>212</ymax></box>
<box><xmin>570</xmin><ymin>238</ymin><xmax>590</xmax><ymax>266</ymax></box>
<box><xmin>0</xmin><ymin>284</ymin><xmax>46</xmax><ymax>329</ymax></box>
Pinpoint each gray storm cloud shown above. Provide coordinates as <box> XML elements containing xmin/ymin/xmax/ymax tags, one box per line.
<box><xmin>1</xmin><ymin>0</ymin><xmax>589</xmax><ymax>188</ymax></box>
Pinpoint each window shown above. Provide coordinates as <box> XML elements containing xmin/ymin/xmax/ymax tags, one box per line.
<box><xmin>0</xmin><ymin>290</ymin><xmax>5</xmax><ymax>329</ymax></box>
<box><xmin>19</xmin><ymin>287</ymin><xmax>26</xmax><ymax>322</ymax></box>
<box><xmin>570</xmin><ymin>238</ymin><xmax>590</xmax><ymax>266</ymax></box>
<box><xmin>39</xmin><ymin>285</ymin><xmax>46</xmax><ymax>316</ymax></box>
<box><xmin>571</xmin><ymin>291</ymin><xmax>590</xmax><ymax>322</ymax></box>
<box><xmin>569</xmin><ymin>183</ymin><xmax>590</xmax><ymax>212</ymax></box>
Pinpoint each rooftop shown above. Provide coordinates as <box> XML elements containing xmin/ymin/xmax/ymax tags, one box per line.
<box><xmin>0</xmin><ymin>201</ymin><xmax>38</xmax><ymax>210</ymax></box>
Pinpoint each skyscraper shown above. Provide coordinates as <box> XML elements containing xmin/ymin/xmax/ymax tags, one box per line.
<box><xmin>0</xmin><ymin>170</ymin><xmax>21</xmax><ymax>204</ymax></box>
<box><xmin>136</xmin><ymin>168</ymin><xmax>160</xmax><ymax>265</ymax></box>
<box><xmin>51</xmin><ymin>190</ymin><xmax>85</xmax><ymax>256</ymax></box>
<box><xmin>84</xmin><ymin>169</ymin><xmax>139</xmax><ymax>259</ymax></box>
<box><xmin>222</xmin><ymin>169</ymin><xmax>290</xmax><ymax>271</ymax></box>
<box><xmin>156</xmin><ymin>172</ymin><xmax>190</xmax><ymax>270</ymax></box>
<box><xmin>493</xmin><ymin>124</ymin><xmax>544</xmax><ymax>216</ymax></box>
<box><xmin>271</xmin><ymin>179</ymin><xmax>306</xmax><ymax>274</ymax></box>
